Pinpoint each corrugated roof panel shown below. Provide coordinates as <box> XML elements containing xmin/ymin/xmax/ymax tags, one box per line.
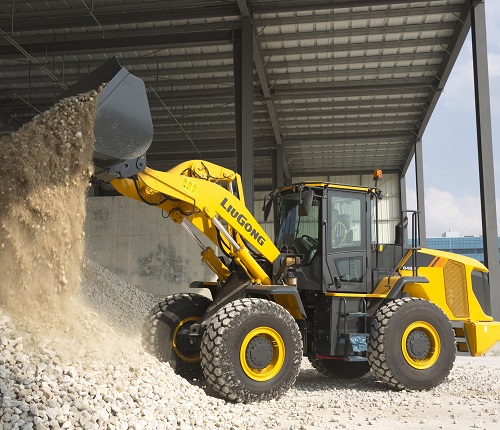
<box><xmin>0</xmin><ymin>0</ymin><xmax>471</xmax><ymax>177</ymax></box>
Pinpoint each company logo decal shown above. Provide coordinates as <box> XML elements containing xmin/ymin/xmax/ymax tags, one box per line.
<box><xmin>220</xmin><ymin>198</ymin><xmax>266</xmax><ymax>246</ymax></box>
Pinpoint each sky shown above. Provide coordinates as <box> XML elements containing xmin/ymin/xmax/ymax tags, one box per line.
<box><xmin>406</xmin><ymin>1</ymin><xmax>500</xmax><ymax>238</ymax></box>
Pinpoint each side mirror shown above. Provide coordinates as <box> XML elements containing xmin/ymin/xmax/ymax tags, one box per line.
<box><xmin>264</xmin><ymin>198</ymin><xmax>273</xmax><ymax>222</ymax></box>
<box><xmin>394</xmin><ymin>216</ymin><xmax>408</xmax><ymax>245</ymax></box>
<box><xmin>299</xmin><ymin>189</ymin><xmax>313</xmax><ymax>216</ymax></box>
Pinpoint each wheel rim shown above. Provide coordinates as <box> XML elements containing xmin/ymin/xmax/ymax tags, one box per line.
<box><xmin>172</xmin><ymin>316</ymin><xmax>201</xmax><ymax>363</ymax></box>
<box><xmin>240</xmin><ymin>327</ymin><xmax>285</xmax><ymax>381</ymax></box>
<box><xmin>401</xmin><ymin>321</ymin><xmax>441</xmax><ymax>369</ymax></box>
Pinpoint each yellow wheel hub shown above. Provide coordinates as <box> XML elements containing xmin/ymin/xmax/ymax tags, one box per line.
<box><xmin>240</xmin><ymin>327</ymin><xmax>285</xmax><ymax>382</ymax></box>
<box><xmin>172</xmin><ymin>316</ymin><xmax>201</xmax><ymax>363</ymax></box>
<box><xmin>402</xmin><ymin>321</ymin><xmax>441</xmax><ymax>369</ymax></box>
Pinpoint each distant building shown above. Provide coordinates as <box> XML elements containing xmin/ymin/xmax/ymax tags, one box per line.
<box><xmin>426</xmin><ymin>236</ymin><xmax>500</xmax><ymax>263</ymax></box>
<box><xmin>442</xmin><ymin>230</ymin><xmax>460</xmax><ymax>238</ymax></box>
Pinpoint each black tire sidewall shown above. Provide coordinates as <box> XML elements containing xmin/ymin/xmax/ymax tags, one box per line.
<box><xmin>147</xmin><ymin>294</ymin><xmax>211</xmax><ymax>377</ymax></box>
<box><xmin>383</xmin><ymin>300</ymin><xmax>455</xmax><ymax>389</ymax></box>
<box><xmin>225</xmin><ymin>311</ymin><xmax>299</xmax><ymax>393</ymax></box>
<box><xmin>201</xmin><ymin>299</ymin><xmax>302</xmax><ymax>401</ymax></box>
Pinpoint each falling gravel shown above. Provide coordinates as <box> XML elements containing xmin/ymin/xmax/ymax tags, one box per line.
<box><xmin>0</xmin><ymin>91</ymin><xmax>96</xmax><ymax>316</ymax></box>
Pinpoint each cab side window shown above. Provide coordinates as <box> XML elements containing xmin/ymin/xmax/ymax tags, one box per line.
<box><xmin>329</xmin><ymin>193</ymin><xmax>364</xmax><ymax>251</ymax></box>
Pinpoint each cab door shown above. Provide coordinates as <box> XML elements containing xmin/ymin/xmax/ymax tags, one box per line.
<box><xmin>324</xmin><ymin>189</ymin><xmax>371</xmax><ymax>293</ymax></box>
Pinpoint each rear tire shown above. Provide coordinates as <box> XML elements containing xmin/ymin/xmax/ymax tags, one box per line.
<box><xmin>309</xmin><ymin>358</ymin><xmax>370</xmax><ymax>379</ymax></box>
<box><xmin>368</xmin><ymin>297</ymin><xmax>456</xmax><ymax>390</ymax></box>
<box><xmin>201</xmin><ymin>298</ymin><xmax>302</xmax><ymax>402</ymax></box>
<box><xmin>142</xmin><ymin>293</ymin><xmax>211</xmax><ymax>380</ymax></box>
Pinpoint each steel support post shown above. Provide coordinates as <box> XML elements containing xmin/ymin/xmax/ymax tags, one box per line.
<box><xmin>272</xmin><ymin>146</ymin><xmax>285</xmax><ymax>190</ymax></box>
<box><xmin>400</xmin><ymin>175</ymin><xmax>408</xmax><ymax>247</ymax></box>
<box><xmin>234</xmin><ymin>17</ymin><xmax>254</xmax><ymax>213</ymax></box>
<box><xmin>271</xmin><ymin>146</ymin><xmax>285</xmax><ymax>240</ymax></box>
<box><xmin>472</xmin><ymin>0</ymin><xmax>500</xmax><ymax>319</ymax></box>
<box><xmin>415</xmin><ymin>139</ymin><xmax>427</xmax><ymax>247</ymax></box>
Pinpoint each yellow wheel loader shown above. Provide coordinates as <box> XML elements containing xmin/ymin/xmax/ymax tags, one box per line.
<box><xmin>80</xmin><ymin>59</ymin><xmax>500</xmax><ymax>402</ymax></box>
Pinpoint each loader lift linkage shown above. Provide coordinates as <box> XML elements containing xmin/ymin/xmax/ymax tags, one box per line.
<box><xmin>76</xmin><ymin>59</ymin><xmax>500</xmax><ymax>402</ymax></box>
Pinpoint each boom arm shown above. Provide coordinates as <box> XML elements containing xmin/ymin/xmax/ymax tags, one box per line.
<box><xmin>110</xmin><ymin>160</ymin><xmax>280</xmax><ymax>285</ymax></box>
<box><xmin>55</xmin><ymin>60</ymin><xmax>278</xmax><ymax>285</ymax></box>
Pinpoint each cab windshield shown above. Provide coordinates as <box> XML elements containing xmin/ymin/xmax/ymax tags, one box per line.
<box><xmin>275</xmin><ymin>192</ymin><xmax>320</xmax><ymax>264</ymax></box>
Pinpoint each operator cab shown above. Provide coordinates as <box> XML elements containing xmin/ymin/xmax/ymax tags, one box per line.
<box><xmin>273</xmin><ymin>183</ymin><xmax>391</xmax><ymax>294</ymax></box>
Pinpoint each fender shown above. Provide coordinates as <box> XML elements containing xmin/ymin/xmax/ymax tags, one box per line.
<box><xmin>244</xmin><ymin>285</ymin><xmax>306</xmax><ymax>320</ymax></box>
<box><xmin>385</xmin><ymin>276</ymin><xmax>429</xmax><ymax>299</ymax></box>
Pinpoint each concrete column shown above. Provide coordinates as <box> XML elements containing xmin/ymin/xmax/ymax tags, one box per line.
<box><xmin>472</xmin><ymin>0</ymin><xmax>500</xmax><ymax>319</ymax></box>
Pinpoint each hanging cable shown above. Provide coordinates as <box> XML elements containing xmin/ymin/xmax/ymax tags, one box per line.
<box><xmin>80</xmin><ymin>0</ymin><xmax>105</xmax><ymax>37</ymax></box>
<box><xmin>149</xmin><ymin>86</ymin><xmax>202</xmax><ymax>157</ymax></box>
<box><xmin>0</xmin><ymin>28</ymin><xmax>67</xmax><ymax>90</ymax></box>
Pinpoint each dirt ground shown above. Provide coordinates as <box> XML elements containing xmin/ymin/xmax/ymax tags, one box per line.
<box><xmin>262</xmin><ymin>346</ymin><xmax>500</xmax><ymax>430</ymax></box>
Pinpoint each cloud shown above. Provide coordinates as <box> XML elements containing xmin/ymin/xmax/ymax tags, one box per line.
<box><xmin>489</xmin><ymin>53</ymin><xmax>500</xmax><ymax>77</ymax></box>
<box><xmin>438</xmin><ymin>0</ymin><xmax>500</xmax><ymax>117</ymax></box>
<box><xmin>407</xmin><ymin>187</ymin><xmax>500</xmax><ymax>238</ymax></box>
<box><xmin>441</xmin><ymin>45</ymin><xmax>500</xmax><ymax>115</ymax></box>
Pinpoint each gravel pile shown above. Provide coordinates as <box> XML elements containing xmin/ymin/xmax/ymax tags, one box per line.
<box><xmin>2</xmin><ymin>257</ymin><xmax>499</xmax><ymax>430</ymax></box>
<box><xmin>80</xmin><ymin>258</ymin><xmax>159</xmax><ymax>334</ymax></box>
<box><xmin>0</xmin><ymin>306</ymin><xmax>270</xmax><ymax>430</ymax></box>
<box><xmin>2</xmin><ymin>293</ymin><xmax>499</xmax><ymax>430</ymax></box>
<box><xmin>0</xmin><ymin>259</ymin><xmax>270</xmax><ymax>430</ymax></box>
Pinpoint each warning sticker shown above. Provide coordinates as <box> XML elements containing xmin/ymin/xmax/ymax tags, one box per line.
<box><xmin>180</xmin><ymin>177</ymin><xmax>199</xmax><ymax>195</ymax></box>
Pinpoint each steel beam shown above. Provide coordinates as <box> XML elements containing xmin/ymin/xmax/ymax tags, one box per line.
<box><xmin>252</xmin><ymin>0</ymin><xmax>446</xmax><ymax>14</ymax></box>
<box><xmin>256</xmin><ymin>4</ymin><xmax>463</xmax><ymax>26</ymax></box>
<box><xmin>471</xmin><ymin>0</ymin><xmax>500</xmax><ymax>319</ymax></box>
<box><xmin>3</xmin><ymin>79</ymin><xmax>432</xmax><ymax>101</ymax></box>
<box><xmin>414</xmin><ymin>139</ymin><xmax>427</xmax><ymax>247</ymax></box>
<box><xmin>1</xmin><ymin>1</ymin><xmax>457</xmax><ymax>35</ymax></box>
<box><xmin>258</xmin><ymin>22</ymin><xmax>457</xmax><ymax>43</ymax></box>
<box><xmin>155</xmin><ymin>122</ymin><xmax>416</xmax><ymax>138</ymax></box>
<box><xmin>237</xmin><ymin>0</ymin><xmax>291</xmax><ymax>182</ymax></box>
<box><xmin>0</xmin><ymin>50</ymin><xmax>445</xmax><ymax>75</ymax></box>
<box><xmin>0</xmin><ymin>4</ymin><xmax>240</xmax><ymax>32</ymax></box>
<box><xmin>263</xmin><ymin>37</ymin><xmax>453</xmax><ymax>58</ymax></box>
<box><xmin>272</xmin><ymin>146</ymin><xmax>286</xmax><ymax>189</ymax></box>
<box><xmin>0</xmin><ymin>34</ymin><xmax>452</xmax><ymax>61</ymax></box>
<box><xmin>276</xmin><ymin>79</ymin><xmax>436</xmax><ymax>95</ymax></box>
<box><xmin>234</xmin><ymin>16</ymin><xmax>254</xmax><ymax>213</ymax></box>
<box><xmin>0</xmin><ymin>30</ymin><xmax>235</xmax><ymax>57</ymax></box>
<box><xmin>285</xmin><ymin>131</ymin><xmax>412</xmax><ymax>143</ymax></box>
<box><xmin>148</xmin><ymin>149</ymin><xmax>270</xmax><ymax>161</ymax></box>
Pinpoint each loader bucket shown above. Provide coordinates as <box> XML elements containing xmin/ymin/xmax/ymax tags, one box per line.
<box><xmin>59</xmin><ymin>57</ymin><xmax>153</xmax><ymax>180</ymax></box>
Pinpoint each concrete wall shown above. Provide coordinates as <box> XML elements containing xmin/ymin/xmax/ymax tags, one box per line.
<box><xmin>84</xmin><ymin>196</ymin><xmax>215</xmax><ymax>297</ymax></box>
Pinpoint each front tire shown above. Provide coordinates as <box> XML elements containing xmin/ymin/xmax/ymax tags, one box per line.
<box><xmin>201</xmin><ymin>298</ymin><xmax>302</xmax><ymax>402</ymax></box>
<box><xmin>368</xmin><ymin>297</ymin><xmax>456</xmax><ymax>390</ymax></box>
<box><xmin>142</xmin><ymin>293</ymin><xmax>211</xmax><ymax>380</ymax></box>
